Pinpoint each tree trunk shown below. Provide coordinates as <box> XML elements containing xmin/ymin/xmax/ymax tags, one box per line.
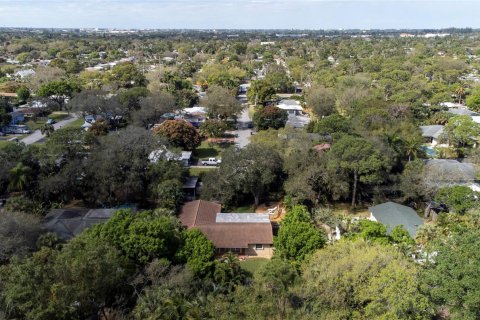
<box><xmin>351</xmin><ymin>171</ymin><xmax>358</xmax><ymax>209</ymax></box>
<box><xmin>254</xmin><ymin>194</ymin><xmax>260</xmax><ymax>208</ymax></box>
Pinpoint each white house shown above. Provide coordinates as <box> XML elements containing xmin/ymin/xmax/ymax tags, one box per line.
<box><xmin>148</xmin><ymin>147</ymin><xmax>192</xmax><ymax>167</ymax></box>
<box><xmin>277</xmin><ymin>99</ymin><xmax>304</xmax><ymax>115</ymax></box>
<box><xmin>14</xmin><ymin>69</ymin><xmax>35</xmax><ymax>79</ymax></box>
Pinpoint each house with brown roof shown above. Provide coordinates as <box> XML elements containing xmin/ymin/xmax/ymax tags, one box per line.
<box><xmin>179</xmin><ymin>200</ymin><xmax>274</xmax><ymax>258</ymax></box>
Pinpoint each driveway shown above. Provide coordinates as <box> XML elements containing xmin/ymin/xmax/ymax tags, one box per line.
<box><xmin>20</xmin><ymin>115</ymin><xmax>80</xmax><ymax>145</ymax></box>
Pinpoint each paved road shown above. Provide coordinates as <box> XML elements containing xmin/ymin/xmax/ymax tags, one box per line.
<box><xmin>233</xmin><ymin>105</ymin><xmax>253</xmax><ymax>148</ymax></box>
<box><xmin>20</xmin><ymin>115</ymin><xmax>80</xmax><ymax>145</ymax></box>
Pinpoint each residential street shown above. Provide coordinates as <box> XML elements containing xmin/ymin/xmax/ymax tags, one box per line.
<box><xmin>20</xmin><ymin>115</ymin><xmax>80</xmax><ymax>145</ymax></box>
<box><xmin>233</xmin><ymin>105</ymin><xmax>253</xmax><ymax>148</ymax></box>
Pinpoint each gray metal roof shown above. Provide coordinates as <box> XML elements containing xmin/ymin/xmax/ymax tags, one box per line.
<box><xmin>216</xmin><ymin>213</ymin><xmax>270</xmax><ymax>224</ymax></box>
<box><xmin>420</xmin><ymin>125</ymin><xmax>444</xmax><ymax>139</ymax></box>
<box><xmin>182</xmin><ymin>176</ymin><xmax>199</xmax><ymax>189</ymax></box>
<box><xmin>287</xmin><ymin>114</ymin><xmax>310</xmax><ymax>128</ymax></box>
<box><xmin>425</xmin><ymin>159</ymin><xmax>476</xmax><ymax>182</ymax></box>
<box><xmin>369</xmin><ymin>202</ymin><xmax>424</xmax><ymax>237</ymax></box>
<box><xmin>180</xmin><ymin>151</ymin><xmax>192</xmax><ymax>160</ymax></box>
<box><xmin>279</xmin><ymin>99</ymin><xmax>301</xmax><ymax>106</ymax></box>
<box><xmin>44</xmin><ymin>208</ymin><xmax>115</xmax><ymax>239</ymax></box>
<box><xmin>448</xmin><ymin>107</ymin><xmax>479</xmax><ymax>116</ymax></box>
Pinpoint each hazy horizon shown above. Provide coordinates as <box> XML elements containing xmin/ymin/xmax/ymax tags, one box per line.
<box><xmin>0</xmin><ymin>0</ymin><xmax>478</xmax><ymax>30</ymax></box>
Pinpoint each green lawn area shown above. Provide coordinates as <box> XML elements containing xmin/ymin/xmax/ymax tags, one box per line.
<box><xmin>62</xmin><ymin>118</ymin><xmax>84</xmax><ymax>129</ymax></box>
<box><xmin>49</xmin><ymin>112</ymin><xmax>70</xmax><ymax>121</ymax></box>
<box><xmin>25</xmin><ymin>112</ymin><xmax>70</xmax><ymax>131</ymax></box>
<box><xmin>240</xmin><ymin>258</ymin><xmax>269</xmax><ymax>274</ymax></box>
<box><xmin>248</xmin><ymin>105</ymin><xmax>256</xmax><ymax>119</ymax></box>
<box><xmin>194</xmin><ymin>141</ymin><xmax>222</xmax><ymax>159</ymax></box>
<box><xmin>0</xmin><ymin>140</ymin><xmax>12</xmax><ymax>149</ymax></box>
<box><xmin>227</xmin><ymin>204</ymin><xmax>256</xmax><ymax>213</ymax></box>
<box><xmin>25</xmin><ymin>120</ymin><xmax>45</xmax><ymax>131</ymax></box>
<box><xmin>189</xmin><ymin>167</ymin><xmax>216</xmax><ymax>177</ymax></box>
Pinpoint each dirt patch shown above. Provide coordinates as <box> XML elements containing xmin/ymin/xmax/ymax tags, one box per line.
<box><xmin>330</xmin><ymin>203</ymin><xmax>371</xmax><ymax>218</ymax></box>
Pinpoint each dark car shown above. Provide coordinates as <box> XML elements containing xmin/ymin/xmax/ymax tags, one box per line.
<box><xmin>46</xmin><ymin>118</ymin><xmax>56</xmax><ymax>125</ymax></box>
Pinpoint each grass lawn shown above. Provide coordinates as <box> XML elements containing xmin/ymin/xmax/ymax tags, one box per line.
<box><xmin>25</xmin><ymin>120</ymin><xmax>45</xmax><ymax>131</ymax></box>
<box><xmin>49</xmin><ymin>112</ymin><xmax>70</xmax><ymax>121</ymax></box>
<box><xmin>189</xmin><ymin>167</ymin><xmax>216</xmax><ymax>177</ymax></box>
<box><xmin>0</xmin><ymin>140</ymin><xmax>12</xmax><ymax>149</ymax></box>
<box><xmin>62</xmin><ymin>118</ymin><xmax>84</xmax><ymax>129</ymax></box>
<box><xmin>194</xmin><ymin>141</ymin><xmax>223</xmax><ymax>159</ymax></box>
<box><xmin>25</xmin><ymin>112</ymin><xmax>70</xmax><ymax>131</ymax></box>
<box><xmin>240</xmin><ymin>258</ymin><xmax>269</xmax><ymax>274</ymax></box>
<box><xmin>227</xmin><ymin>204</ymin><xmax>256</xmax><ymax>213</ymax></box>
<box><xmin>248</xmin><ymin>105</ymin><xmax>256</xmax><ymax>119</ymax></box>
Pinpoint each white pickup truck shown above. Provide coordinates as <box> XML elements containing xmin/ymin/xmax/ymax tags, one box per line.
<box><xmin>201</xmin><ymin>158</ymin><xmax>222</xmax><ymax>166</ymax></box>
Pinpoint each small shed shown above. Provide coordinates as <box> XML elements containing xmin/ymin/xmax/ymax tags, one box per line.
<box><xmin>183</xmin><ymin>176</ymin><xmax>199</xmax><ymax>200</ymax></box>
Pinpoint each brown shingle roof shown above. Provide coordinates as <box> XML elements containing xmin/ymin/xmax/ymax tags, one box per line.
<box><xmin>178</xmin><ymin>200</ymin><xmax>221</xmax><ymax>228</ymax></box>
<box><xmin>179</xmin><ymin>200</ymin><xmax>273</xmax><ymax>248</ymax></box>
<box><xmin>197</xmin><ymin>223</ymin><xmax>273</xmax><ymax>248</ymax></box>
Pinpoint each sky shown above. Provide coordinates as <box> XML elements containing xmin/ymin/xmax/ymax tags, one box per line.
<box><xmin>0</xmin><ymin>0</ymin><xmax>478</xmax><ymax>30</ymax></box>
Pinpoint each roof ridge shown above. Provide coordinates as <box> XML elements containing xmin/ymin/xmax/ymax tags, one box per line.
<box><xmin>193</xmin><ymin>199</ymin><xmax>202</xmax><ymax>226</ymax></box>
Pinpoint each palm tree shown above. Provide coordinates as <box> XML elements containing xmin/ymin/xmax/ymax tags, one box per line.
<box><xmin>385</xmin><ymin>131</ymin><xmax>403</xmax><ymax>155</ymax></box>
<box><xmin>403</xmin><ymin>136</ymin><xmax>423</xmax><ymax>161</ymax></box>
<box><xmin>8</xmin><ymin>163</ymin><xmax>32</xmax><ymax>192</ymax></box>
<box><xmin>40</xmin><ymin>124</ymin><xmax>55</xmax><ymax>137</ymax></box>
<box><xmin>454</xmin><ymin>86</ymin><xmax>466</xmax><ymax>104</ymax></box>
<box><xmin>415</xmin><ymin>224</ymin><xmax>437</xmax><ymax>248</ymax></box>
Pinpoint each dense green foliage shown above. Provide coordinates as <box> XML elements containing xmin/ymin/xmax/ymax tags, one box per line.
<box><xmin>274</xmin><ymin>205</ymin><xmax>325</xmax><ymax>265</ymax></box>
<box><xmin>153</xmin><ymin>120</ymin><xmax>201</xmax><ymax>151</ymax></box>
<box><xmin>2</xmin><ymin>29</ymin><xmax>480</xmax><ymax>319</ymax></box>
<box><xmin>253</xmin><ymin>105</ymin><xmax>288</xmax><ymax>130</ymax></box>
<box><xmin>435</xmin><ymin>185</ymin><xmax>478</xmax><ymax>214</ymax></box>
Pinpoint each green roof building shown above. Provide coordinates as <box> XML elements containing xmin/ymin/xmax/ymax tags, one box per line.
<box><xmin>369</xmin><ymin>202</ymin><xmax>424</xmax><ymax>237</ymax></box>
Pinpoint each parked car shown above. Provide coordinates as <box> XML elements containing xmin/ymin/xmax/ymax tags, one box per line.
<box><xmin>84</xmin><ymin>114</ymin><xmax>97</xmax><ymax>123</ymax></box>
<box><xmin>3</xmin><ymin>125</ymin><xmax>31</xmax><ymax>134</ymax></box>
<box><xmin>201</xmin><ymin>158</ymin><xmax>222</xmax><ymax>166</ymax></box>
<box><xmin>46</xmin><ymin>118</ymin><xmax>56</xmax><ymax>125</ymax></box>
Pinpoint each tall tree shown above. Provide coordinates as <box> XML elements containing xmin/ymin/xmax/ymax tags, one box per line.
<box><xmin>305</xmin><ymin>85</ymin><xmax>336</xmax><ymax>117</ymax></box>
<box><xmin>8</xmin><ymin>163</ymin><xmax>32</xmax><ymax>192</ymax></box>
<box><xmin>153</xmin><ymin>120</ymin><xmax>201</xmax><ymax>151</ymax></box>
<box><xmin>36</xmin><ymin>80</ymin><xmax>80</xmax><ymax>111</ymax></box>
<box><xmin>301</xmin><ymin>240</ymin><xmax>432</xmax><ymax>319</ymax></box>
<box><xmin>133</xmin><ymin>91</ymin><xmax>176</xmax><ymax>128</ymax></box>
<box><xmin>201</xmin><ymin>85</ymin><xmax>241</xmax><ymax>120</ymax></box>
<box><xmin>253</xmin><ymin>106</ymin><xmax>288</xmax><ymax>131</ymax></box>
<box><xmin>202</xmin><ymin>144</ymin><xmax>283</xmax><ymax>207</ymax></box>
<box><xmin>422</xmin><ymin>226</ymin><xmax>480</xmax><ymax>319</ymax></box>
<box><xmin>274</xmin><ymin>205</ymin><xmax>325</xmax><ymax>266</ymax></box>
<box><xmin>444</xmin><ymin>115</ymin><xmax>480</xmax><ymax>147</ymax></box>
<box><xmin>247</xmin><ymin>80</ymin><xmax>276</xmax><ymax>106</ymax></box>
<box><xmin>328</xmin><ymin>135</ymin><xmax>391</xmax><ymax>207</ymax></box>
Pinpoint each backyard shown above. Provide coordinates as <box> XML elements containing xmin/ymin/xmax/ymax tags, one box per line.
<box><xmin>239</xmin><ymin>258</ymin><xmax>269</xmax><ymax>274</ymax></box>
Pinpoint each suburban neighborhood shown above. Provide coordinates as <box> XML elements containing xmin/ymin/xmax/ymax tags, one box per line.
<box><xmin>2</xmin><ymin>16</ymin><xmax>480</xmax><ymax>320</ymax></box>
